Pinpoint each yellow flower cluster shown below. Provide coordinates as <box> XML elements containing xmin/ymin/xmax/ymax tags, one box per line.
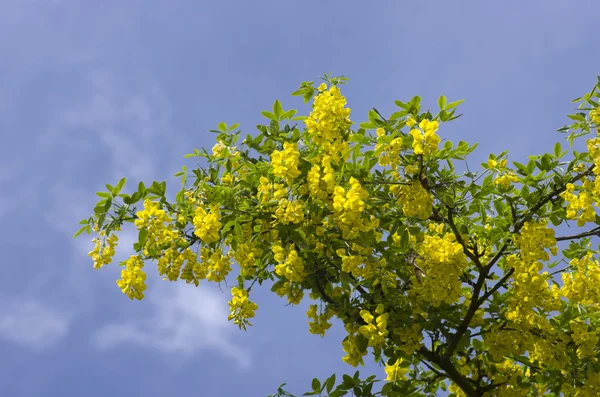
<box><xmin>484</xmin><ymin>328</ymin><xmax>527</xmax><ymax>361</ymax></box>
<box><xmin>212</xmin><ymin>140</ymin><xmax>240</xmax><ymax>161</ymax></box>
<box><xmin>590</xmin><ymin>106</ymin><xmax>600</xmax><ymax>125</ymax></box>
<box><xmin>358</xmin><ymin>305</ymin><xmax>389</xmax><ymax>348</ymax></box>
<box><xmin>376</xmin><ymin>128</ymin><xmax>404</xmax><ymax>169</ymax></box>
<box><xmin>488</xmin><ymin>157</ymin><xmax>507</xmax><ymax>170</ymax></box>
<box><xmin>274</xmin><ymin>280</ymin><xmax>304</xmax><ymax>304</ymax></box>
<box><xmin>514</xmin><ymin>220</ymin><xmax>557</xmax><ymax>263</ymax></box>
<box><xmin>562</xmin><ymin>252</ymin><xmax>600</xmax><ymax>305</ymax></box>
<box><xmin>487</xmin><ymin>360</ymin><xmax>530</xmax><ymax>397</ymax></box>
<box><xmin>89</xmin><ymin>230</ymin><xmax>119</xmax><ymax>269</ymax></box>
<box><xmin>561</xmin><ymin>182</ymin><xmax>596</xmax><ymax>226</ymax></box>
<box><xmin>409</xmin><ymin>119</ymin><xmax>440</xmax><ymax>156</ymax></box>
<box><xmin>409</xmin><ymin>233</ymin><xmax>468</xmax><ymax>307</ymax></box>
<box><xmin>193</xmin><ymin>203</ymin><xmax>222</xmax><ymax>243</ymax></box>
<box><xmin>307</xmin><ymin>155</ymin><xmax>335</xmax><ymax>201</ymax></box>
<box><xmin>304</xmin><ymin>84</ymin><xmax>352</xmax><ymax>160</ymax></box>
<box><xmin>494</xmin><ymin>172</ymin><xmax>519</xmax><ymax>189</ymax></box>
<box><xmin>335</xmin><ymin>243</ymin><xmax>378</xmax><ymax>279</ymax></box>
<box><xmin>227</xmin><ymin>287</ymin><xmax>259</xmax><ymax>330</ymax></box>
<box><xmin>341</xmin><ymin>324</ymin><xmax>368</xmax><ymax>367</ymax></box>
<box><xmin>234</xmin><ymin>242</ymin><xmax>262</xmax><ymax>277</ymax></box>
<box><xmin>135</xmin><ymin>199</ymin><xmax>180</xmax><ymax>255</ymax></box>
<box><xmin>392</xmin><ymin>323</ymin><xmax>423</xmax><ymax>355</ymax></box>
<box><xmin>506</xmin><ymin>221</ymin><xmax>558</xmax><ymax>329</ymax></box>
<box><xmin>384</xmin><ymin>358</ymin><xmax>408</xmax><ymax>382</ymax></box>
<box><xmin>587</xmin><ymin>137</ymin><xmax>600</xmax><ymax>174</ymax></box>
<box><xmin>271</xmin><ymin>142</ymin><xmax>301</xmax><ymax>183</ymax></box>
<box><xmin>272</xmin><ymin>243</ymin><xmax>306</xmax><ymax>282</ymax></box>
<box><xmin>529</xmin><ymin>335</ymin><xmax>569</xmax><ymax>372</ymax></box>
<box><xmin>117</xmin><ymin>255</ymin><xmax>147</xmax><ymax>300</ymax></box>
<box><xmin>332</xmin><ymin>177</ymin><xmax>378</xmax><ymax>239</ymax></box>
<box><xmin>391</xmin><ymin>181</ymin><xmax>433</xmax><ymax>220</ymax></box>
<box><xmin>306</xmin><ymin>304</ymin><xmax>333</xmax><ymax>336</ymax></box>
<box><xmin>273</xmin><ymin>198</ymin><xmax>304</xmax><ymax>225</ymax></box>
<box><xmin>135</xmin><ymin>199</ymin><xmax>171</xmax><ymax>229</ymax></box>
<box><xmin>563</xmin><ymin>370</ymin><xmax>600</xmax><ymax>397</ymax></box>
<box><xmin>570</xmin><ymin>321</ymin><xmax>599</xmax><ymax>360</ymax></box>
<box><xmin>158</xmin><ymin>247</ymin><xmax>207</xmax><ymax>286</ymax></box>
<box><xmin>257</xmin><ymin>177</ymin><xmax>287</xmax><ymax>203</ymax></box>
<box><xmin>200</xmin><ymin>247</ymin><xmax>232</xmax><ymax>282</ymax></box>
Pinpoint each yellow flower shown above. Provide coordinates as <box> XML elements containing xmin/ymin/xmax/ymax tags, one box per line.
<box><xmin>385</xmin><ymin>358</ymin><xmax>408</xmax><ymax>382</ymax></box>
<box><xmin>117</xmin><ymin>255</ymin><xmax>147</xmax><ymax>300</ymax></box>
<box><xmin>306</xmin><ymin>304</ymin><xmax>333</xmax><ymax>336</ymax></box>
<box><xmin>228</xmin><ymin>287</ymin><xmax>259</xmax><ymax>330</ymax></box>
<box><xmin>409</xmin><ymin>119</ymin><xmax>440</xmax><ymax>155</ymax></box>
<box><xmin>193</xmin><ymin>203</ymin><xmax>222</xmax><ymax>243</ymax></box>
<box><xmin>494</xmin><ymin>172</ymin><xmax>518</xmax><ymax>189</ymax></box>
<box><xmin>304</xmin><ymin>85</ymin><xmax>352</xmax><ymax>160</ymax></box>
<box><xmin>221</xmin><ymin>173</ymin><xmax>233</xmax><ymax>184</ymax></box>
<box><xmin>88</xmin><ymin>231</ymin><xmax>119</xmax><ymax>269</ymax></box>
<box><xmin>271</xmin><ymin>142</ymin><xmax>301</xmax><ymax>183</ymax></box>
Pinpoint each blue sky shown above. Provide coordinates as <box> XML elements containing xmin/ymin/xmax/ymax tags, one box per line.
<box><xmin>0</xmin><ymin>1</ymin><xmax>599</xmax><ymax>396</ymax></box>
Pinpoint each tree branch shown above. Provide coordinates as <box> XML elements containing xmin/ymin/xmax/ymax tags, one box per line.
<box><xmin>477</xmin><ymin>267</ymin><xmax>515</xmax><ymax>306</ymax></box>
<box><xmin>418</xmin><ymin>347</ymin><xmax>479</xmax><ymax>397</ymax></box>
<box><xmin>556</xmin><ymin>226</ymin><xmax>600</xmax><ymax>241</ymax></box>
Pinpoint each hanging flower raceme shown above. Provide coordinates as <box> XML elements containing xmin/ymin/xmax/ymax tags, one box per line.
<box><xmin>272</xmin><ymin>242</ymin><xmax>306</xmax><ymax>283</ymax></box>
<box><xmin>271</xmin><ymin>141</ymin><xmax>301</xmax><ymax>184</ymax></box>
<box><xmin>560</xmin><ymin>182</ymin><xmax>596</xmax><ymax>227</ymax></box>
<box><xmin>227</xmin><ymin>287</ymin><xmax>259</xmax><ymax>330</ymax></box>
<box><xmin>117</xmin><ymin>255</ymin><xmax>147</xmax><ymax>300</ymax></box>
<box><xmin>304</xmin><ymin>83</ymin><xmax>352</xmax><ymax>160</ymax></box>
<box><xmin>306</xmin><ymin>304</ymin><xmax>333</xmax><ymax>336</ymax></box>
<box><xmin>409</xmin><ymin>232</ymin><xmax>469</xmax><ymax>307</ymax></box>
<box><xmin>193</xmin><ymin>203</ymin><xmax>222</xmax><ymax>243</ymax></box>
<box><xmin>358</xmin><ymin>305</ymin><xmax>389</xmax><ymax>348</ymax></box>
<box><xmin>409</xmin><ymin>119</ymin><xmax>440</xmax><ymax>156</ymax></box>
<box><xmin>391</xmin><ymin>180</ymin><xmax>433</xmax><ymax>220</ymax></box>
<box><xmin>88</xmin><ymin>229</ymin><xmax>119</xmax><ymax>269</ymax></box>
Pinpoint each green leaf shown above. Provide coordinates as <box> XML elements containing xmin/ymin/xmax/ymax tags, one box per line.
<box><xmin>438</xmin><ymin>95</ymin><xmax>447</xmax><ymax>110</ymax></box>
<box><xmin>325</xmin><ymin>374</ymin><xmax>336</xmax><ymax>393</ymax></box>
<box><xmin>96</xmin><ymin>191</ymin><xmax>112</xmax><ymax>199</ymax></box>
<box><xmin>113</xmin><ymin>178</ymin><xmax>126</xmax><ymax>196</ymax></box>
<box><xmin>233</xmin><ymin>222</ymin><xmax>243</xmax><ymax>241</ymax></box>
<box><xmin>445</xmin><ymin>99</ymin><xmax>465</xmax><ymax>110</ymax></box>
<box><xmin>312</xmin><ymin>378</ymin><xmax>321</xmax><ymax>393</ymax></box>
<box><xmin>273</xmin><ymin>100</ymin><xmax>283</xmax><ymax>120</ymax></box>
<box><xmin>218</xmin><ymin>122</ymin><xmax>227</xmax><ymax>132</ymax></box>
<box><xmin>138</xmin><ymin>227</ymin><xmax>148</xmax><ymax>248</ymax></box>
<box><xmin>73</xmin><ymin>225</ymin><xmax>89</xmax><ymax>238</ymax></box>
<box><xmin>554</xmin><ymin>142</ymin><xmax>562</xmax><ymax>158</ymax></box>
<box><xmin>261</xmin><ymin>111</ymin><xmax>276</xmax><ymax>121</ymax></box>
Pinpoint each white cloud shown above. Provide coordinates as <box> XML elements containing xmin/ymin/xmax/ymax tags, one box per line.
<box><xmin>0</xmin><ymin>300</ymin><xmax>69</xmax><ymax>348</ymax></box>
<box><xmin>92</xmin><ymin>282</ymin><xmax>251</xmax><ymax>368</ymax></box>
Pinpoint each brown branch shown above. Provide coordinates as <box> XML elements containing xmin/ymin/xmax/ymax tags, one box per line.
<box><xmin>418</xmin><ymin>347</ymin><xmax>479</xmax><ymax>397</ymax></box>
<box><xmin>447</xmin><ymin>209</ymin><xmax>483</xmax><ymax>270</ymax></box>
<box><xmin>477</xmin><ymin>267</ymin><xmax>515</xmax><ymax>306</ymax></box>
<box><xmin>446</xmin><ymin>269</ymin><xmax>487</xmax><ymax>356</ymax></box>
<box><xmin>556</xmin><ymin>226</ymin><xmax>600</xmax><ymax>241</ymax></box>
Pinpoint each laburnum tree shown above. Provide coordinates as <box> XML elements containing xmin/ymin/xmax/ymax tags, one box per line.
<box><xmin>75</xmin><ymin>74</ymin><xmax>600</xmax><ymax>397</ymax></box>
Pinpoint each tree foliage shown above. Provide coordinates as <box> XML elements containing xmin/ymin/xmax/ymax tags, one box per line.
<box><xmin>75</xmin><ymin>73</ymin><xmax>600</xmax><ymax>396</ymax></box>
